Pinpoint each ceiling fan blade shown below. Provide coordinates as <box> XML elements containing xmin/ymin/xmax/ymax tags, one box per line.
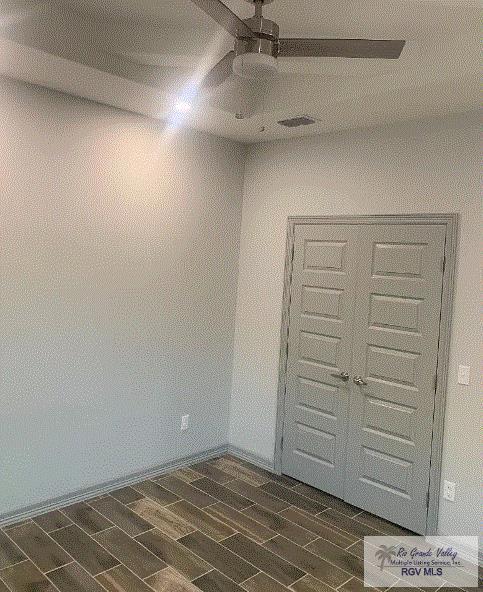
<box><xmin>188</xmin><ymin>0</ymin><xmax>255</xmax><ymax>39</ymax></box>
<box><xmin>201</xmin><ymin>51</ymin><xmax>235</xmax><ymax>89</ymax></box>
<box><xmin>278</xmin><ymin>38</ymin><xmax>405</xmax><ymax>59</ymax></box>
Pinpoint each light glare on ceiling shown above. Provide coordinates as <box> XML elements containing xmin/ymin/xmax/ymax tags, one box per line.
<box><xmin>174</xmin><ymin>100</ymin><xmax>192</xmax><ymax>113</ymax></box>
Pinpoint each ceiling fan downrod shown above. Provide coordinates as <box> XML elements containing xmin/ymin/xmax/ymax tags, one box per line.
<box><xmin>253</xmin><ymin>0</ymin><xmax>263</xmax><ymax>18</ymax></box>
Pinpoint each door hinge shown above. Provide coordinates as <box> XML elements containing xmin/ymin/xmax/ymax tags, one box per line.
<box><xmin>426</xmin><ymin>490</ymin><xmax>430</xmax><ymax>507</ymax></box>
<box><xmin>280</xmin><ymin>435</ymin><xmax>284</xmax><ymax>451</ymax></box>
<box><xmin>433</xmin><ymin>374</ymin><xmax>438</xmax><ymax>392</ymax></box>
<box><xmin>441</xmin><ymin>256</ymin><xmax>446</xmax><ymax>274</ymax></box>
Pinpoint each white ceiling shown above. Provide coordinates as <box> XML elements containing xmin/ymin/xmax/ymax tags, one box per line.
<box><xmin>0</xmin><ymin>0</ymin><xmax>479</xmax><ymax>142</ymax></box>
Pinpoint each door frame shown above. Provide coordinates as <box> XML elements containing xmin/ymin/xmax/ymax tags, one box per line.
<box><xmin>274</xmin><ymin>213</ymin><xmax>458</xmax><ymax>535</ymax></box>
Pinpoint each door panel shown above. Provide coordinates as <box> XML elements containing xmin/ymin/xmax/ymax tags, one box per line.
<box><xmin>344</xmin><ymin>225</ymin><xmax>446</xmax><ymax>533</ymax></box>
<box><xmin>281</xmin><ymin>225</ymin><xmax>360</xmax><ymax>497</ymax></box>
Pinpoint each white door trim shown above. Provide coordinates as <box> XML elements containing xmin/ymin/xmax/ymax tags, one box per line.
<box><xmin>274</xmin><ymin>213</ymin><xmax>458</xmax><ymax>535</ymax></box>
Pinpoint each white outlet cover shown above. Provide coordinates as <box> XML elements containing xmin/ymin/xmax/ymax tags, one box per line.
<box><xmin>443</xmin><ymin>480</ymin><xmax>456</xmax><ymax>502</ymax></box>
<box><xmin>457</xmin><ymin>365</ymin><xmax>470</xmax><ymax>385</ymax></box>
<box><xmin>181</xmin><ymin>415</ymin><xmax>190</xmax><ymax>431</ymax></box>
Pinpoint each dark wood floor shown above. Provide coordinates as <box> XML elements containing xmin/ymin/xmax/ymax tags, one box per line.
<box><xmin>0</xmin><ymin>454</ymin><xmax>453</xmax><ymax>592</ymax></box>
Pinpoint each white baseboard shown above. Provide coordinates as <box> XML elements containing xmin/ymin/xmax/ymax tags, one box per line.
<box><xmin>1</xmin><ymin>444</ymin><xmax>280</xmax><ymax>529</ymax></box>
<box><xmin>227</xmin><ymin>444</ymin><xmax>275</xmax><ymax>472</ymax></box>
<box><xmin>0</xmin><ymin>445</ymin><xmax>228</xmax><ymax>528</ymax></box>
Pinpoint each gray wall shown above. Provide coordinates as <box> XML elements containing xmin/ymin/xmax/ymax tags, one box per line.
<box><xmin>0</xmin><ymin>75</ymin><xmax>479</xmax><ymax>540</ymax></box>
<box><xmin>230</xmin><ymin>112</ymin><xmax>481</xmax><ymax>537</ymax></box>
<box><xmin>0</xmin><ymin>78</ymin><xmax>245</xmax><ymax>517</ymax></box>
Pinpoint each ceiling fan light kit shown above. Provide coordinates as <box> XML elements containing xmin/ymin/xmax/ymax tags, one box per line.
<box><xmin>191</xmin><ymin>0</ymin><xmax>406</xmax><ymax>117</ymax></box>
<box><xmin>232</xmin><ymin>52</ymin><xmax>278</xmax><ymax>79</ymax></box>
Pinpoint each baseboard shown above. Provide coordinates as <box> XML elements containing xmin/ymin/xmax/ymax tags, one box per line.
<box><xmin>227</xmin><ymin>444</ymin><xmax>275</xmax><ymax>472</ymax></box>
<box><xmin>429</xmin><ymin>536</ymin><xmax>483</xmax><ymax>567</ymax></box>
<box><xmin>1</xmin><ymin>444</ymin><xmax>279</xmax><ymax>529</ymax></box>
<box><xmin>0</xmin><ymin>445</ymin><xmax>228</xmax><ymax>529</ymax></box>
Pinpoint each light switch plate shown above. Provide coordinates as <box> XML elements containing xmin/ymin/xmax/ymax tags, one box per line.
<box><xmin>457</xmin><ymin>365</ymin><xmax>470</xmax><ymax>385</ymax></box>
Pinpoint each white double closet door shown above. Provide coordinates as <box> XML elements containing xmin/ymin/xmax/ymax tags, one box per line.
<box><xmin>281</xmin><ymin>223</ymin><xmax>446</xmax><ymax>534</ymax></box>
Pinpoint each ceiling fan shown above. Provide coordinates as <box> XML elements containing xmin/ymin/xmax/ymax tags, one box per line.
<box><xmin>188</xmin><ymin>0</ymin><xmax>405</xmax><ymax>118</ymax></box>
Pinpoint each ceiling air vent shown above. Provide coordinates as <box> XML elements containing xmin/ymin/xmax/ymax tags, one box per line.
<box><xmin>277</xmin><ymin>116</ymin><xmax>317</xmax><ymax>128</ymax></box>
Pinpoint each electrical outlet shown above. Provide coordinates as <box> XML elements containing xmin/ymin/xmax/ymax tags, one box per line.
<box><xmin>443</xmin><ymin>480</ymin><xmax>456</xmax><ymax>502</ymax></box>
<box><xmin>457</xmin><ymin>365</ymin><xmax>470</xmax><ymax>385</ymax></box>
<box><xmin>181</xmin><ymin>415</ymin><xmax>190</xmax><ymax>431</ymax></box>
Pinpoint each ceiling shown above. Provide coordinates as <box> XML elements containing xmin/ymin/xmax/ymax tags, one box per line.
<box><xmin>0</xmin><ymin>0</ymin><xmax>479</xmax><ymax>142</ymax></box>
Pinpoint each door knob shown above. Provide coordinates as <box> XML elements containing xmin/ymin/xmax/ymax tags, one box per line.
<box><xmin>353</xmin><ymin>376</ymin><xmax>368</xmax><ymax>386</ymax></box>
<box><xmin>330</xmin><ymin>371</ymin><xmax>350</xmax><ymax>382</ymax></box>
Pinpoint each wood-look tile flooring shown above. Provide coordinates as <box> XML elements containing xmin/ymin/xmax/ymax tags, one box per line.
<box><xmin>0</xmin><ymin>455</ymin><xmax>455</xmax><ymax>592</ymax></box>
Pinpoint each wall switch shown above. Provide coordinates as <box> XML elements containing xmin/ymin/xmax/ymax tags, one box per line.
<box><xmin>443</xmin><ymin>480</ymin><xmax>456</xmax><ymax>502</ymax></box>
<box><xmin>457</xmin><ymin>365</ymin><xmax>470</xmax><ymax>385</ymax></box>
<box><xmin>181</xmin><ymin>415</ymin><xmax>190</xmax><ymax>431</ymax></box>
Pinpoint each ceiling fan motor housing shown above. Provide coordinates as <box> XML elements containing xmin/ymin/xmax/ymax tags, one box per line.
<box><xmin>233</xmin><ymin>15</ymin><xmax>280</xmax><ymax>79</ymax></box>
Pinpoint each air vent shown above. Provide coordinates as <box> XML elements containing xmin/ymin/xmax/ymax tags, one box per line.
<box><xmin>277</xmin><ymin>116</ymin><xmax>317</xmax><ymax>128</ymax></box>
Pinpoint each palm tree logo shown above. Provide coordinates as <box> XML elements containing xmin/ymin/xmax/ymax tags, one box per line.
<box><xmin>375</xmin><ymin>545</ymin><xmax>397</xmax><ymax>571</ymax></box>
